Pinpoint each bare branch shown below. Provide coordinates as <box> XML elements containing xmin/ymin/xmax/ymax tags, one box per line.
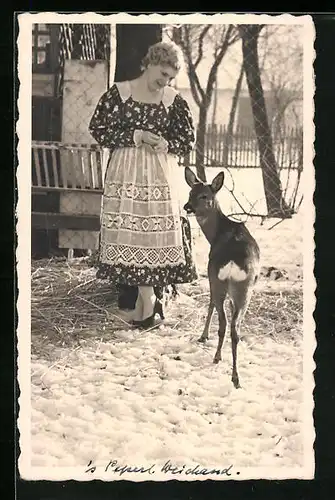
<box><xmin>187</xmin><ymin>65</ymin><xmax>203</xmax><ymax>107</ymax></box>
<box><xmin>205</xmin><ymin>25</ymin><xmax>239</xmax><ymax>102</ymax></box>
<box><xmin>182</xmin><ymin>26</ymin><xmax>205</xmax><ymax>105</ymax></box>
<box><xmin>226</xmin><ymin>25</ymin><xmax>241</xmax><ymax>46</ymax></box>
<box><xmin>194</xmin><ymin>25</ymin><xmax>211</xmax><ymax>68</ymax></box>
<box><xmin>173</xmin><ymin>26</ymin><xmax>203</xmax><ymax>106</ymax></box>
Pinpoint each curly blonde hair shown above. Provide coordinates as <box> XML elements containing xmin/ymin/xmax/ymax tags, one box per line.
<box><xmin>141</xmin><ymin>42</ymin><xmax>183</xmax><ymax>71</ymax></box>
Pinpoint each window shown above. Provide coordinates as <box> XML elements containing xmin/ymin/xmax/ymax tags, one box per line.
<box><xmin>32</xmin><ymin>24</ymin><xmax>51</xmax><ymax>73</ymax></box>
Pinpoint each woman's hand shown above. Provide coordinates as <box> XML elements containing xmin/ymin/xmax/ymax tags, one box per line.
<box><xmin>141</xmin><ymin>131</ymin><xmax>160</xmax><ymax>146</ymax></box>
<box><xmin>153</xmin><ymin>136</ymin><xmax>168</xmax><ymax>154</ymax></box>
<box><xmin>142</xmin><ymin>143</ymin><xmax>155</xmax><ymax>154</ymax></box>
<box><xmin>134</xmin><ymin>130</ymin><xmax>168</xmax><ymax>154</ymax></box>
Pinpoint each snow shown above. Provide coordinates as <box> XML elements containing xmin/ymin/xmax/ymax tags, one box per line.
<box><xmin>20</xmin><ymin>212</ymin><xmax>314</xmax><ymax>481</ymax></box>
<box><xmin>27</xmin><ymin>322</ymin><xmax>308</xmax><ymax>478</ymax></box>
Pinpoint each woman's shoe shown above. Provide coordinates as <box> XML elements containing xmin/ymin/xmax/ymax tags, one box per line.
<box><xmin>132</xmin><ymin>298</ymin><xmax>164</xmax><ymax>329</ymax></box>
<box><xmin>138</xmin><ymin>316</ymin><xmax>163</xmax><ymax>330</ymax></box>
<box><xmin>131</xmin><ymin>319</ymin><xmax>144</xmax><ymax>327</ymax></box>
<box><xmin>131</xmin><ymin>317</ymin><xmax>162</xmax><ymax>329</ymax></box>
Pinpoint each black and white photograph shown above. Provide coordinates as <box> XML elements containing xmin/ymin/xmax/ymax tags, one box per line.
<box><xmin>17</xmin><ymin>12</ymin><xmax>315</xmax><ymax>481</ymax></box>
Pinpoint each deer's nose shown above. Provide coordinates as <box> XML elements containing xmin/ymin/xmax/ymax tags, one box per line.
<box><xmin>183</xmin><ymin>202</ymin><xmax>194</xmax><ymax>214</ymax></box>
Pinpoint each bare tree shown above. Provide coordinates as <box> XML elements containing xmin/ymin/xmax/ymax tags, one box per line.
<box><xmin>173</xmin><ymin>24</ymin><xmax>240</xmax><ymax>182</ymax></box>
<box><xmin>259</xmin><ymin>25</ymin><xmax>303</xmax><ymax>138</ymax></box>
<box><xmin>239</xmin><ymin>24</ymin><xmax>292</xmax><ymax>218</ymax></box>
<box><xmin>211</xmin><ymin>74</ymin><xmax>218</xmax><ymax>125</ymax></box>
<box><xmin>222</xmin><ymin>61</ymin><xmax>244</xmax><ymax>165</ymax></box>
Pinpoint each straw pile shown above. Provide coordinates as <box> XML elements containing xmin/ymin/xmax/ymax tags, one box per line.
<box><xmin>176</xmin><ymin>278</ymin><xmax>303</xmax><ymax>347</ymax></box>
<box><xmin>31</xmin><ymin>257</ymin><xmax>124</xmax><ymax>356</ymax></box>
<box><xmin>31</xmin><ymin>255</ymin><xmax>303</xmax><ymax>361</ymax></box>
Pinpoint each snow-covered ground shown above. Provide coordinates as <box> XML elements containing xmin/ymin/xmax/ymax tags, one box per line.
<box><xmin>29</xmin><ymin>314</ymin><xmax>303</xmax><ymax>476</ymax></box>
<box><xmin>19</xmin><ymin>212</ymin><xmax>314</xmax><ymax>481</ymax></box>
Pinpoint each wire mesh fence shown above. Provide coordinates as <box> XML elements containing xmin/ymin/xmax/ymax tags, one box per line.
<box><xmin>31</xmin><ymin>22</ymin><xmax>304</xmax><ymax>264</ymax></box>
<box><xmin>169</xmin><ymin>23</ymin><xmax>303</xmax><ymax>218</ymax></box>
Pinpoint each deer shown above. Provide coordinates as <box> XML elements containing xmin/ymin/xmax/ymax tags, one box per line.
<box><xmin>184</xmin><ymin>166</ymin><xmax>260</xmax><ymax>388</ymax></box>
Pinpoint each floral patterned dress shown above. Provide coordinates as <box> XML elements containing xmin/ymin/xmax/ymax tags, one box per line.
<box><xmin>89</xmin><ymin>81</ymin><xmax>198</xmax><ymax>287</ymax></box>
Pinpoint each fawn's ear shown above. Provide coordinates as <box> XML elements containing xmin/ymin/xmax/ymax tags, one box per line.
<box><xmin>211</xmin><ymin>171</ymin><xmax>225</xmax><ymax>193</ymax></box>
<box><xmin>184</xmin><ymin>167</ymin><xmax>199</xmax><ymax>187</ymax></box>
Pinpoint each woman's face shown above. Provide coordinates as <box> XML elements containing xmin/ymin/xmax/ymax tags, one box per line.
<box><xmin>146</xmin><ymin>64</ymin><xmax>178</xmax><ymax>91</ymax></box>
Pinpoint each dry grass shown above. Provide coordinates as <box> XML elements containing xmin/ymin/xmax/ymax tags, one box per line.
<box><xmin>31</xmin><ymin>258</ymin><xmax>124</xmax><ymax>358</ymax></box>
<box><xmin>174</xmin><ymin>280</ymin><xmax>303</xmax><ymax>347</ymax></box>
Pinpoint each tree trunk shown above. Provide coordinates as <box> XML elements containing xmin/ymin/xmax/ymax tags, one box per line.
<box><xmin>223</xmin><ymin>62</ymin><xmax>244</xmax><ymax>166</ymax></box>
<box><xmin>114</xmin><ymin>24</ymin><xmax>162</xmax><ymax>82</ymax></box>
<box><xmin>212</xmin><ymin>76</ymin><xmax>218</xmax><ymax>125</ymax></box>
<box><xmin>240</xmin><ymin>25</ymin><xmax>292</xmax><ymax>217</ymax></box>
<box><xmin>196</xmin><ymin>105</ymin><xmax>208</xmax><ymax>182</ymax></box>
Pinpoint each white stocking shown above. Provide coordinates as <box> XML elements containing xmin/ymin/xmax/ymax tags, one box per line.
<box><xmin>138</xmin><ymin>286</ymin><xmax>155</xmax><ymax>320</ymax></box>
<box><xmin>132</xmin><ymin>292</ymin><xmax>144</xmax><ymax>321</ymax></box>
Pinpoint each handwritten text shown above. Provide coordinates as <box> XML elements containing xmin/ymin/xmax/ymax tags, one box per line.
<box><xmin>85</xmin><ymin>459</ymin><xmax>238</xmax><ymax>477</ymax></box>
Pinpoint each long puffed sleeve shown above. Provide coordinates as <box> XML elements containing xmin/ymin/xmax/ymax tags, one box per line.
<box><xmin>89</xmin><ymin>85</ymin><xmax>135</xmax><ymax>149</ymax></box>
<box><xmin>167</xmin><ymin>94</ymin><xmax>195</xmax><ymax>157</ymax></box>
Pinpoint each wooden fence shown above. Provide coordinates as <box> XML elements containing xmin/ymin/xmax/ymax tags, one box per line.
<box><xmin>32</xmin><ymin>141</ymin><xmax>104</xmax><ymax>238</ymax></box>
<box><xmin>32</xmin><ymin>126</ymin><xmax>303</xmax><ymax>191</ymax></box>
<box><xmin>31</xmin><ymin>125</ymin><xmax>303</xmax><ymax>252</ymax></box>
<box><xmin>32</xmin><ymin>140</ymin><xmax>104</xmax><ymax>192</ymax></box>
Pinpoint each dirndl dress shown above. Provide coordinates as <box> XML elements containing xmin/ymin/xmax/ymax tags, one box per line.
<box><xmin>89</xmin><ymin>81</ymin><xmax>198</xmax><ymax>287</ymax></box>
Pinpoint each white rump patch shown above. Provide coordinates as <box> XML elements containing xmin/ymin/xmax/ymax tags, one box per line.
<box><xmin>218</xmin><ymin>261</ymin><xmax>247</xmax><ymax>282</ymax></box>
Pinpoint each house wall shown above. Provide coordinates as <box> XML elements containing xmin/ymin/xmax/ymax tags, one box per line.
<box><xmin>58</xmin><ymin>59</ymin><xmax>109</xmax><ymax>250</ymax></box>
<box><xmin>178</xmin><ymin>87</ymin><xmax>302</xmax><ymax>130</ymax></box>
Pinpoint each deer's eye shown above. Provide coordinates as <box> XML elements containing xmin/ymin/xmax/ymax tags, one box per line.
<box><xmin>199</xmin><ymin>195</ymin><xmax>207</xmax><ymax>200</ymax></box>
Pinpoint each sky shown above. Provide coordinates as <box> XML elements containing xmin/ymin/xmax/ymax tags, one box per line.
<box><xmin>107</xmin><ymin>23</ymin><xmax>304</xmax><ymax>95</ymax></box>
<box><xmin>161</xmin><ymin>24</ymin><xmax>304</xmax><ymax>92</ymax></box>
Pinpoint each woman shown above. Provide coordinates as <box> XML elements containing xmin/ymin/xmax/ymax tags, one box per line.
<box><xmin>89</xmin><ymin>41</ymin><xmax>197</xmax><ymax>329</ymax></box>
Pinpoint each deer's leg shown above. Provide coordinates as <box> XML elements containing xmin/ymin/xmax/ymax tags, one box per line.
<box><xmin>230</xmin><ymin>307</ymin><xmax>242</xmax><ymax>388</ymax></box>
<box><xmin>230</xmin><ymin>287</ymin><xmax>252</xmax><ymax>388</ymax></box>
<box><xmin>198</xmin><ymin>301</ymin><xmax>215</xmax><ymax>343</ymax></box>
<box><xmin>213</xmin><ymin>295</ymin><xmax>227</xmax><ymax>364</ymax></box>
